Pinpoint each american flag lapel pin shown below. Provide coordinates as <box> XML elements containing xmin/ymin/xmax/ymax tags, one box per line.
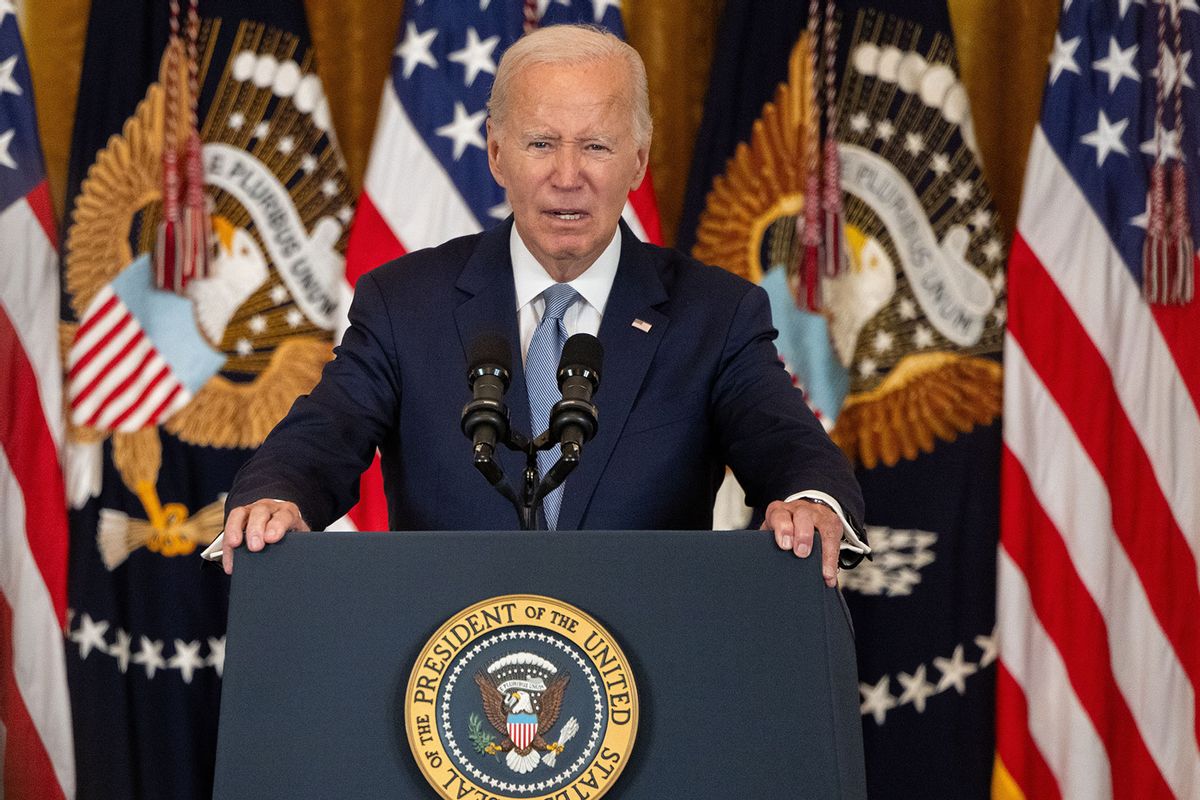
<box><xmin>631</xmin><ymin>318</ymin><xmax>652</xmax><ymax>333</ymax></box>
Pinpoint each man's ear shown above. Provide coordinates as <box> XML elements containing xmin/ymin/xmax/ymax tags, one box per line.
<box><xmin>629</xmin><ymin>142</ymin><xmax>650</xmax><ymax>192</ymax></box>
<box><xmin>487</xmin><ymin>118</ymin><xmax>506</xmax><ymax>188</ymax></box>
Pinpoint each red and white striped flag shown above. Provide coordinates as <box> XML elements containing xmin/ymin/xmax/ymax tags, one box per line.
<box><xmin>0</xmin><ymin>11</ymin><xmax>76</xmax><ymax>799</ymax></box>
<box><xmin>342</xmin><ymin>1</ymin><xmax>662</xmax><ymax>531</ymax></box>
<box><xmin>996</xmin><ymin>1</ymin><xmax>1200</xmax><ymax>798</ymax></box>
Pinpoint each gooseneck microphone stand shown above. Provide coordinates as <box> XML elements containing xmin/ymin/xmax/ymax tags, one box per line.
<box><xmin>461</xmin><ymin>333</ymin><xmax>602</xmax><ymax>530</ymax></box>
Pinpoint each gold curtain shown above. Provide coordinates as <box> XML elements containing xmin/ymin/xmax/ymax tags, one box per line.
<box><xmin>949</xmin><ymin>0</ymin><xmax>1060</xmax><ymax>239</ymax></box>
<box><xmin>25</xmin><ymin>0</ymin><xmax>1057</xmax><ymax>247</ymax></box>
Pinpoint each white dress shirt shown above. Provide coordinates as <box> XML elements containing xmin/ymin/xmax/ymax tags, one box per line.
<box><xmin>510</xmin><ymin>224</ymin><xmax>621</xmax><ymax>365</ymax></box>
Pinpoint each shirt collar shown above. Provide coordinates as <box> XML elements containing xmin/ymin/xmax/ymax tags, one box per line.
<box><xmin>510</xmin><ymin>224</ymin><xmax>621</xmax><ymax>315</ymax></box>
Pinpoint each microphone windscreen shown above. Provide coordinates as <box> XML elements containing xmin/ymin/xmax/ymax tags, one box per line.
<box><xmin>559</xmin><ymin>333</ymin><xmax>603</xmax><ymax>377</ymax></box>
<box><xmin>468</xmin><ymin>332</ymin><xmax>512</xmax><ymax>373</ymax></box>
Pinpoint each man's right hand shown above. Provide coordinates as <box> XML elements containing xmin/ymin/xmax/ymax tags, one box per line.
<box><xmin>221</xmin><ymin>499</ymin><xmax>310</xmax><ymax>575</ymax></box>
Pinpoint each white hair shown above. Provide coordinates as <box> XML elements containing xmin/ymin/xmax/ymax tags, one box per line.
<box><xmin>487</xmin><ymin>24</ymin><xmax>652</xmax><ymax>148</ymax></box>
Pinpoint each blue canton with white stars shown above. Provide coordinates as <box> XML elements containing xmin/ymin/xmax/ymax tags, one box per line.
<box><xmin>0</xmin><ymin>1</ymin><xmax>47</xmax><ymax>215</ymax></box>
<box><xmin>391</xmin><ymin>0</ymin><xmax>627</xmax><ymax>229</ymax></box>
<box><xmin>1043</xmin><ymin>0</ymin><xmax>1200</xmax><ymax>282</ymax></box>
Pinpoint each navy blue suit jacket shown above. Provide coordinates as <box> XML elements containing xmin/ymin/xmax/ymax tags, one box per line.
<box><xmin>227</xmin><ymin>219</ymin><xmax>863</xmax><ymax>532</ymax></box>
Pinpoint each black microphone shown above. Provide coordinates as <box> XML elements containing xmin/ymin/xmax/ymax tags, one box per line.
<box><xmin>550</xmin><ymin>333</ymin><xmax>603</xmax><ymax>458</ymax></box>
<box><xmin>461</xmin><ymin>333</ymin><xmax>512</xmax><ymax>459</ymax></box>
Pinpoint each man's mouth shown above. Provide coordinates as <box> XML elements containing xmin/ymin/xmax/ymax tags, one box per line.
<box><xmin>546</xmin><ymin>209</ymin><xmax>586</xmax><ymax>221</ymax></box>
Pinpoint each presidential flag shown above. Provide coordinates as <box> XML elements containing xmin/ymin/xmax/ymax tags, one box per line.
<box><xmin>0</xmin><ymin>8</ymin><xmax>75</xmax><ymax>798</ymax></box>
<box><xmin>996</xmin><ymin>0</ymin><xmax>1200</xmax><ymax>796</ymax></box>
<box><xmin>60</xmin><ymin>2</ymin><xmax>353</xmax><ymax>797</ymax></box>
<box><xmin>680</xmin><ymin>1</ymin><xmax>1003</xmax><ymax>796</ymax></box>
<box><xmin>343</xmin><ymin>0</ymin><xmax>663</xmax><ymax>531</ymax></box>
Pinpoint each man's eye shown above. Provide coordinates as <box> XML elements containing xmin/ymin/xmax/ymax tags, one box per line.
<box><xmin>529</xmin><ymin>141</ymin><xmax>550</xmax><ymax>149</ymax></box>
<box><xmin>586</xmin><ymin>143</ymin><xmax>611</xmax><ymax>152</ymax></box>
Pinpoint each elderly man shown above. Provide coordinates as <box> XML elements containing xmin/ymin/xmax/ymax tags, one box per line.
<box><xmin>214</xmin><ymin>24</ymin><xmax>868</xmax><ymax>582</ymax></box>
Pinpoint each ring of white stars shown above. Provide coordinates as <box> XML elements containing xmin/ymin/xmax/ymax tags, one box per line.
<box><xmin>67</xmin><ymin>611</ymin><xmax>225</xmax><ymax>681</ymax></box>
<box><xmin>859</xmin><ymin>629</ymin><xmax>997</xmax><ymax>725</ymax></box>
<box><xmin>439</xmin><ymin>629</ymin><xmax>605</xmax><ymax>793</ymax></box>
<box><xmin>838</xmin><ymin>527</ymin><xmax>936</xmax><ymax>598</ymax></box>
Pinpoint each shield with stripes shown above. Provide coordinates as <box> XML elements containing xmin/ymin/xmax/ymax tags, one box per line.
<box><xmin>67</xmin><ymin>255</ymin><xmax>224</xmax><ymax>432</ymax></box>
<box><xmin>506</xmin><ymin>713</ymin><xmax>539</xmax><ymax>751</ymax></box>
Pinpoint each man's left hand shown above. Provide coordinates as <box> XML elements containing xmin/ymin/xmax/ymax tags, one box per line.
<box><xmin>761</xmin><ymin>498</ymin><xmax>842</xmax><ymax>588</ymax></box>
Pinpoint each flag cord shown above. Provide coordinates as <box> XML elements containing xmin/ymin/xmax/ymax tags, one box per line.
<box><xmin>1144</xmin><ymin>0</ymin><xmax>1194</xmax><ymax>305</ymax></box>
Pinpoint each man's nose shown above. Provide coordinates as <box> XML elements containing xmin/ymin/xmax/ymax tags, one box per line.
<box><xmin>550</xmin><ymin>146</ymin><xmax>584</xmax><ymax>187</ymax></box>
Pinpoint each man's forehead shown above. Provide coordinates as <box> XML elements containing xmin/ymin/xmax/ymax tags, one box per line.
<box><xmin>504</xmin><ymin>97</ymin><xmax>632</xmax><ymax>137</ymax></box>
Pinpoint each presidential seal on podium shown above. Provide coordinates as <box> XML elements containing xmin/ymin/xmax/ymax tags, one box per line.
<box><xmin>405</xmin><ymin>595</ymin><xmax>638</xmax><ymax>799</ymax></box>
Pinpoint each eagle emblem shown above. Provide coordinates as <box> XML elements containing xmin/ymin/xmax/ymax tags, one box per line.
<box><xmin>473</xmin><ymin>653</ymin><xmax>579</xmax><ymax>774</ymax></box>
<box><xmin>406</xmin><ymin>596</ymin><xmax>637</xmax><ymax>799</ymax></box>
<box><xmin>693</xmin><ymin>14</ymin><xmax>1006</xmax><ymax>470</ymax></box>
<box><xmin>62</xmin><ymin>20</ymin><xmax>352</xmax><ymax>567</ymax></box>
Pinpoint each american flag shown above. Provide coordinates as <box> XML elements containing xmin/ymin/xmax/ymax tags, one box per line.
<box><xmin>0</xmin><ymin>6</ymin><xmax>75</xmax><ymax>798</ymax></box>
<box><xmin>342</xmin><ymin>0</ymin><xmax>662</xmax><ymax>530</ymax></box>
<box><xmin>997</xmin><ymin>0</ymin><xmax>1200</xmax><ymax>797</ymax></box>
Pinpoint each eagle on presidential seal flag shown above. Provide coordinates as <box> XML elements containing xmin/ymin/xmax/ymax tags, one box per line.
<box><xmin>679</xmin><ymin>1</ymin><xmax>1003</xmax><ymax>796</ymax></box>
<box><xmin>474</xmin><ymin>653</ymin><xmax>573</xmax><ymax>774</ymax></box>
<box><xmin>59</xmin><ymin>2</ymin><xmax>353</xmax><ymax>798</ymax></box>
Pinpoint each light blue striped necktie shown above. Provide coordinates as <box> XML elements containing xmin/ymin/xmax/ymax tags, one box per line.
<box><xmin>526</xmin><ymin>283</ymin><xmax>579</xmax><ymax>529</ymax></box>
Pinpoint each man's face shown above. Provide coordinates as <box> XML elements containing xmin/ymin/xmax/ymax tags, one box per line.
<box><xmin>487</xmin><ymin>56</ymin><xmax>650</xmax><ymax>280</ymax></box>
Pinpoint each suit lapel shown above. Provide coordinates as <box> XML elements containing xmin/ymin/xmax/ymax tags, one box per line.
<box><xmin>453</xmin><ymin>220</ymin><xmax>531</xmax><ymax>486</ymax></box>
<box><xmin>557</xmin><ymin>227</ymin><xmax>668</xmax><ymax>530</ymax></box>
